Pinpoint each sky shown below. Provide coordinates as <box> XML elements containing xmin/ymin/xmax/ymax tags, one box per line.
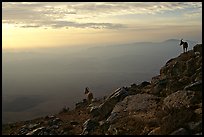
<box><xmin>2</xmin><ymin>2</ymin><xmax>202</xmax><ymax>51</ymax></box>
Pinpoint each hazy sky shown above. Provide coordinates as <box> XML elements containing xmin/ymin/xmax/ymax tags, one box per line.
<box><xmin>2</xmin><ymin>2</ymin><xmax>202</xmax><ymax>50</ymax></box>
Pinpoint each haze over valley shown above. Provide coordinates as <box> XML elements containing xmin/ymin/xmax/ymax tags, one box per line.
<box><xmin>2</xmin><ymin>39</ymin><xmax>198</xmax><ymax>123</ymax></box>
<box><xmin>2</xmin><ymin>2</ymin><xmax>201</xmax><ymax>124</ymax></box>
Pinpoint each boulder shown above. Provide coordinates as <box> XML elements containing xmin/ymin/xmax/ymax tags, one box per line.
<box><xmin>106</xmin><ymin>94</ymin><xmax>160</xmax><ymax>124</ymax></box>
<box><xmin>163</xmin><ymin>90</ymin><xmax>201</xmax><ymax>111</ymax></box>
<box><xmin>95</xmin><ymin>87</ymin><xmax>129</xmax><ymax>119</ymax></box>
<box><xmin>106</xmin><ymin>87</ymin><xmax>129</xmax><ymax>101</ymax></box>
<box><xmin>115</xmin><ymin>94</ymin><xmax>159</xmax><ymax>112</ymax></box>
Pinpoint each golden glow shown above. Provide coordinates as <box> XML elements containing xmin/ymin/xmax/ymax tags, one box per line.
<box><xmin>3</xmin><ymin>23</ymin><xmax>202</xmax><ymax>51</ymax></box>
<box><xmin>2</xmin><ymin>2</ymin><xmax>202</xmax><ymax>51</ymax></box>
<box><xmin>2</xmin><ymin>24</ymin><xmax>117</xmax><ymax>50</ymax></box>
<box><xmin>2</xmin><ymin>23</ymin><xmax>148</xmax><ymax>51</ymax></box>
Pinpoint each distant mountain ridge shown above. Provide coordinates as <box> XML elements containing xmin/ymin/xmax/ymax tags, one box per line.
<box><xmin>87</xmin><ymin>39</ymin><xmax>198</xmax><ymax>50</ymax></box>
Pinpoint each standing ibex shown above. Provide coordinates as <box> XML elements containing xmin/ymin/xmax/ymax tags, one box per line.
<box><xmin>180</xmin><ymin>39</ymin><xmax>188</xmax><ymax>53</ymax></box>
<box><xmin>84</xmin><ymin>87</ymin><xmax>93</xmax><ymax>104</ymax></box>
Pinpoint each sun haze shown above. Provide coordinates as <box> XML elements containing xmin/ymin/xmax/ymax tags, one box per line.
<box><xmin>2</xmin><ymin>2</ymin><xmax>202</xmax><ymax>51</ymax></box>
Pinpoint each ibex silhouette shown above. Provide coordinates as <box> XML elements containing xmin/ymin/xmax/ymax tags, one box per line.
<box><xmin>180</xmin><ymin>39</ymin><xmax>188</xmax><ymax>53</ymax></box>
<box><xmin>84</xmin><ymin>87</ymin><xmax>93</xmax><ymax>104</ymax></box>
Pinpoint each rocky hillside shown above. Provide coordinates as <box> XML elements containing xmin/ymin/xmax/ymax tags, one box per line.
<box><xmin>2</xmin><ymin>44</ymin><xmax>202</xmax><ymax>135</ymax></box>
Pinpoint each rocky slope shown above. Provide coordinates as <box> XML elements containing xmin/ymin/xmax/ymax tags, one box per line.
<box><xmin>2</xmin><ymin>44</ymin><xmax>202</xmax><ymax>135</ymax></box>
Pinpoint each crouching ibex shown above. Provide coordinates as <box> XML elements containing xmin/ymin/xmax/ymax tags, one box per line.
<box><xmin>84</xmin><ymin>87</ymin><xmax>93</xmax><ymax>104</ymax></box>
<box><xmin>180</xmin><ymin>39</ymin><xmax>188</xmax><ymax>53</ymax></box>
